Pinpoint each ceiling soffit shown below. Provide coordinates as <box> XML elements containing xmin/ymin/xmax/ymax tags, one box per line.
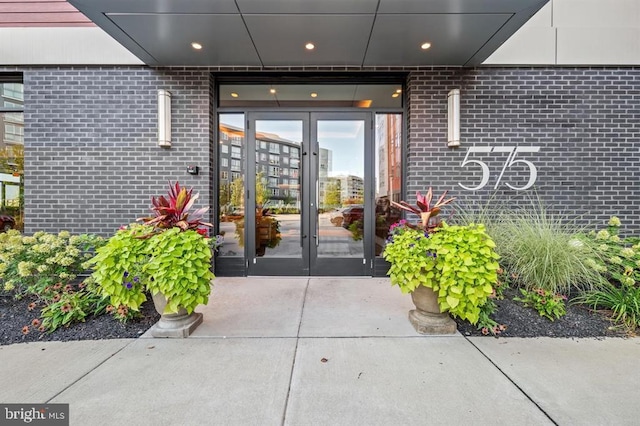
<box><xmin>69</xmin><ymin>0</ymin><xmax>550</xmax><ymax>67</ymax></box>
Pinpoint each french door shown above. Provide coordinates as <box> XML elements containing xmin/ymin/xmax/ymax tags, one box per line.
<box><xmin>245</xmin><ymin>112</ymin><xmax>373</xmax><ymax>275</ymax></box>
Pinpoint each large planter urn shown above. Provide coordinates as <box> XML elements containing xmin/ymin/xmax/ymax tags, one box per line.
<box><xmin>408</xmin><ymin>285</ymin><xmax>457</xmax><ymax>335</ymax></box>
<box><xmin>149</xmin><ymin>292</ymin><xmax>203</xmax><ymax>338</ymax></box>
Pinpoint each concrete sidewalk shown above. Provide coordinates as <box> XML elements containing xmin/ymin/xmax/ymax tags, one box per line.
<box><xmin>1</xmin><ymin>277</ymin><xmax>638</xmax><ymax>425</ymax></box>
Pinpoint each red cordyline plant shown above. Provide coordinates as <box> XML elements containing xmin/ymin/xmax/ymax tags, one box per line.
<box><xmin>138</xmin><ymin>181</ymin><xmax>212</xmax><ymax>233</ymax></box>
<box><xmin>391</xmin><ymin>187</ymin><xmax>456</xmax><ymax>231</ymax></box>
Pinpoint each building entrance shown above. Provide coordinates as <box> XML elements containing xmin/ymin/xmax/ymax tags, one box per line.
<box><xmin>242</xmin><ymin>112</ymin><xmax>372</xmax><ymax>275</ymax></box>
<box><xmin>216</xmin><ymin>80</ymin><xmax>404</xmax><ymax>277</ymax></box>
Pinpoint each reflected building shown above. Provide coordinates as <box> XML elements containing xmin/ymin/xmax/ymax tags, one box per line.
<box><xmin>333</xmin><ymin>175</ymin><xmax>364</xmax><ymax>203</ymax></box>
<box><xmin>375</xmin><ymin>114</ymin><xmax>402</xmax><ymax>203</ymax></box>
<box><xmin>0</xmin><ymin>83</ymin><xmax>24</xmax><ymax>150</ymax></box>
<box><xmin>0</xmin><ymin>82</ymin><xmax>24</xmax><ymax>213</ymax></box>
<box><xmin>219</xmin><ymin>123</ymin><xmax>301</xmax><ymax>207</ymax></box>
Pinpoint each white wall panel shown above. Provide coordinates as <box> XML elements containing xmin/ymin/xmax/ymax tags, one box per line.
<box><xmin>0</xmin><ymin>27</ymin><xmax>143</xmax><ymax>65</ymax></box>
<box><xmin>485</xmin><ymin>0</ymin><xmax>640</xmax><ymax>65</ymax></box>
<box><xmin>484</xmin><ymin>26</ymin><xmax>556</xmax><ymax>64</ymax></box>
<box><xmin>554</xmin><ymin>0</ymin><xmax>640</xmax><ymax>28</ymax></box>
<box><xmin>525</xmin><ymin>1</ymin><xmax>553</xmax><ymax>27</ymax></box>
<box><xmin>557</xmin><ymin>27</ymin><xmax>640</xmax><ymax>64</ymax></box>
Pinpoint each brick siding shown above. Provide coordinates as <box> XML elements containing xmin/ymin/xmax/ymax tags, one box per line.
<box><xmin>1</xmin><ymin>65</ymin><xmax>638</xmax><ymax>236</ymax></box>
<box><xmin>407</xmin><ymin>67</ymin><xmax>640</xmax><ymax>234</ymax></box>
<box><xmin>20</xmin><ymin>66</ymin><xmax>212</xmax><ymax>235</ymax></box>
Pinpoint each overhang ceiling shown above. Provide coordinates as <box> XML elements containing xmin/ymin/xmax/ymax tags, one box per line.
<box><xmin>68</xmin><ymin>0</ymin><xmax>549</xmax><ymax>67</ymax></box>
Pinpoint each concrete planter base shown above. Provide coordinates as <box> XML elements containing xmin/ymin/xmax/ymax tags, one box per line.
<box><xmin>409</xmin><ymin>286</ymin><xmax>457</xmax><ymax>335</ymax></box>
<box><xmin>150</xmin><ymin>293</ymin><xmax>203</xmax><ymax>338</ymax></box>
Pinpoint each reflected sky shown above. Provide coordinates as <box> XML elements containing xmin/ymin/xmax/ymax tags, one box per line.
<box><xmin>220</xmin><ymin>115</ymin><xmax>364</xmax><ymax>177</ymax></box>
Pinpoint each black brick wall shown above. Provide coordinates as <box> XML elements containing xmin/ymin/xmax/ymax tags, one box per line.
<box><xmin>20</xmin><ymin>66</ymin><xmax>212</xmax><ymax>235</ymax></box>
<box><xmin>1</xmin><ymin>65</ymin><xmax>638</xmax><ymax>235</ymax></box>
<box><xmin>407</xmin><ymin>67</ymin><xmax>640</xmax><ymax>234</ymax></box>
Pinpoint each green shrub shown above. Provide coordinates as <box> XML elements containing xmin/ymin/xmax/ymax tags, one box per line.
<box><xmin>40</xmin><ymin>288</ymin><xmax>101</xmax><ymax>332</ymax></box>
<box><xmin>0</xmin><ymin>230</ymin><xmax>110</xmax><ymax>333</ymax></box>
<box><xmin>0</xmin><ymin>230</ymin><xmax>104</xmax><ymax>295</ymax></box>
<box><xmin>574</xmin><ymin>282</ymin><xmax>640</xmax><ymax>331</ymax></box>
<box><xmin>514</xmin><ymin>288</ymin><xmax>567</xmax><ymax>321</ymax></box>
<box><xmin>574</xmin><ymin>217</ymin><xmax>640</xmax><ymax>331</ymax></box>
<box><xmin>581</xmin><ymin>217</ymin><xmax>640</xmax><ymax>289</ymax></box>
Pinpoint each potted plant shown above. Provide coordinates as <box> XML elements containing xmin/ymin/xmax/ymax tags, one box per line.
<box><xmin>88</xmin><ymin>182</ymin><xmax>216</xmax><ymax>337</ymax></box>
<box><xmin>383</xmin><ymin>188</ymin><xmax>500</xmax><ymax>334</ymax></box>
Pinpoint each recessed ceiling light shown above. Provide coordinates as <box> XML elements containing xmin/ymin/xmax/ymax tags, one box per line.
<box><xmin>310</xmin><ymin>92</ymin><xmax>318</xmax><ymax>98</ymax></box>
<box><xmin>395</xmin><ymin>89</ymin><xmax>402</xmax><ymax>93</ymax></box>
<box><xmin>269</xmin><ymin>88</ymin><xmax>276</xmax><ymax>94</ymax></box>
<box><xmin>392</xmin><ymin>93</ymin><xmax>400</xmax><ymax>98</ymax></box>
<box><xmin>421</xmin><ymin>42</ymin><xmax>432</xmax><ymax>50</ymax></box>
<box><xmin>305</xmin><ymin>42</ymin><xmax>315</xmax><ymax>50</ymax></box>
<box><xmin>231</xmin><ymin>92</ymin><xmax>239</xmax><ymax>98</ymax></box>
<box><xmin>191</xmin><ymin>42</ymin><xmax>203</xmax><ymax>50</ymax></box>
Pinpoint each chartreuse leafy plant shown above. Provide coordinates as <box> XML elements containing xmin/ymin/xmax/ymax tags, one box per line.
<box><xmin>86</xmin><ymin>224</ymin><xmax>151</xmax><ymax>312</ymax></box>
<box><xmin>383</xmin><ymin>221</ymin><xmax>434</xmax><ymax>293</ymax></box>
<box><xmin>428</xmin><ymin>223</ymin><xmax>501</xmax><ymax>324</ymax></box>
<box><xmin>384</xmin><ymin>221</ymin><xmax>500</xmax><ymax>324</ymax></box>
<box><xmin>88</xmin><ymin>224</ymin><xmax>214</xmax><ymax>315</ymax></box>
<box><xmin>89</xmin><ymin>181</ymin><xmax>216</xmax><ymax>315</ymax></box>
<box><xmin>143</xmin><ymin>227</ymin><xmax>213</xmax><ymax>314</ymax></box>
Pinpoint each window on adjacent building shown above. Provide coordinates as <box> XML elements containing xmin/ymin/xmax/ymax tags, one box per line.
<box><xmin>1</xmin><ymin>76</ymin><xmax>24</xmax><ymax>231</ymax></box>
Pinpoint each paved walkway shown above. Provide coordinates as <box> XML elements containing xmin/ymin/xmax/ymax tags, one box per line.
<box><xmin>1</xmin><ymin>277</ymin><xmax>639</xmax><ymax>425</ymax></box>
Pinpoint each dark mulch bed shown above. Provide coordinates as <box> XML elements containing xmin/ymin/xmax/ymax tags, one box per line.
<box><xmin>455</xmin><ymin>288</ymin><xmax>625</xmax><ymax>338</ymax></box>
<box><xmin>0</xmin><ymin>293</ymin><xmax>159</xmax><ymax>346</ymax></box>
<box><xmin>0</xmin><ymin>287</ymin><xmax>628</xmax><ymax>345</ymax></box>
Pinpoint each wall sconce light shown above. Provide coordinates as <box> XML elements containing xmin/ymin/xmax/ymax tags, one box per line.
<box><xmin>447</xmin><ymin>89</ymin><xmax>460</xmax><ymax>148</ymax></box>
<box><xmin>158</xmin><ymin>89</ymin><xmax>172</xmax><ymax>148</ymax></box>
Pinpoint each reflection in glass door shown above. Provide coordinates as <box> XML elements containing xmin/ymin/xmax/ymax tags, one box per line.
<box><xmin>244</xmin><ymin>113</ymin><xmax>371</xmax><ymax>276</ymax></box>
<box><xmin>248</xmin><ymin>116</ymin><xmax>307</xmax><ymax>275</ymax></box>
<box><xmin>312</xmin><ymin>117</ymin><xmax>368</xmax><ymax>274</ymax></box>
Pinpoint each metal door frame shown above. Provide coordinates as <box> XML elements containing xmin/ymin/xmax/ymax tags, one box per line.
<box><xmin>246</xmin><ymin>112</ymin><xmax>373</xmax><ymax>276</ymax></box>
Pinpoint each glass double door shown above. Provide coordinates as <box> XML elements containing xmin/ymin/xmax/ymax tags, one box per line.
<box><xmin>246</xmin><ymin>112</ymin><xmax>372</xmax><ymax>275</ymax></box>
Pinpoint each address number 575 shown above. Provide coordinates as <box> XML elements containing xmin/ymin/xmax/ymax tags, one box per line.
<box><xmin>458</xmin><ymin>146</ymin><xmax>541</xmax><ymax>191</ymax></box>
